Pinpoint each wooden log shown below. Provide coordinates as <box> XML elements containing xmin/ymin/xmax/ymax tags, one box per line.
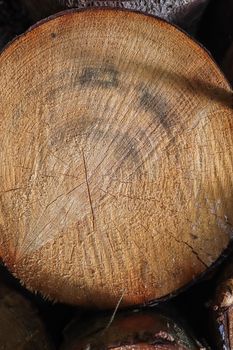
<box><xmin>0</xmin><ymin>276</ymin><xmax>53</xmax><ymax>349</ymax></box>
<box><xmin>210</xmin><ymin>256</ymin><xmax>233</xmax><ymax>350</ymax></box>
<box><xmin>19</xmin><ymin>0</ymin><xmax>210</xmax><ymax>33</ymax></box>
<box><xmin>0</xmin><ymin>9</ymin><xmax>232</xmax><ymax>308</ymax></box>
<box><xmin>61</xmin><ymin>309</ymin><xmax>206</xmax><ymax>349</ymax></box>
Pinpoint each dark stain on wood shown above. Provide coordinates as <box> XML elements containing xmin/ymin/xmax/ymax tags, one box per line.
<box><xmin>115</xmin><ymin>131</ymin><xmax>141</xmax><ymax>164</ymax></box>
<box><xmin>78</xmin><ymin>66</ymin><xmax>119</xmax><ymax>88</ymax></box>
<box><xmin>139</xmin><ymin>87</ymin><xmax>172</xmax><ymax>132</ymax></box>
<box><xmin>49</xmin><ymin>117</ymin><xmax>98</xmax><ymax>147</ymax></box>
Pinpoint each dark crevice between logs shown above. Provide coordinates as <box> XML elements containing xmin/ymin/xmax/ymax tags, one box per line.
<box><xmin>208</xmin><ymin>256</ymin><xmax>233</xmax><ymax>350</ymax></box>
<box><xmin>61</xmin><ymin>308</ymin><xmax>208</xmax><ymax>349</ymax></box>
<box><xmin>197</xmin><ymin>0</ymin><xmax>233</xmax><ymax>64</ymax></box>
<box><xmin>0</xmin><ymin>0</ymin><xmax>30</xmax><ymax>50</ymax></box>
<box><xmin>0</xmin><ymin>261</ymin><xmax>76</xmax><ymax>347</ymax></box>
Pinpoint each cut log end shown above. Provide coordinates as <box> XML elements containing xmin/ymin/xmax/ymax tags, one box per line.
<box><xmin>61</xmin><ymin>309</ymin><xmax>204</xmax><ymax>349</ymax></box>
<box><xmin>0</xmin><ymin>9</ymin><xmax>233</xmax><ymax>307</ymax></box>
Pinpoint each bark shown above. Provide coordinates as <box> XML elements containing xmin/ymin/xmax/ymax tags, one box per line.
<box><xmin>0</xmin><ymin>9</ymin><xmax>232</xmax><ymax>308</ymax></box>
<box><xmin>61</xmin><ymin>309</ymin><xmax>207</xmax><ymax>349</ymax></box>
<box><xmin>19</xmin><ymin>0</ymin><xmax>210</xmax><ymax>33</ymax></box>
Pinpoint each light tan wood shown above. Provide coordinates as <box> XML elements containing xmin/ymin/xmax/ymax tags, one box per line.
<box><xmin>0</xmin><ymin>9</ymin><xmax>233</xmax><ymax>307</ymax></box>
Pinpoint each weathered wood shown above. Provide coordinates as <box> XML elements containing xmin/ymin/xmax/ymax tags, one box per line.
<box><xmin>0</xmin><ymin>277</ymin><xmax>53</xmax><ymax>349</ymax></box>
<box><xmin>0</xmin><ymin>9</ymin><xmax>232</xmax><ymax>308</ymax></box>
<box><xmin>19</xmin><ymin>0</ymin><xmax>210</xmax><ymax>33</ymax></box>
<box><xmin>61</xmin><ymin>309</ymin><xmax>206</xmax><ymax>349</ymax></box>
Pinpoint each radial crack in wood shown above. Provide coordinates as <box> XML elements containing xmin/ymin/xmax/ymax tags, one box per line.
<box><xmin>0</xmin><ymin>9</ymin><xmax>233</xmax><ymax>308</ymax></box>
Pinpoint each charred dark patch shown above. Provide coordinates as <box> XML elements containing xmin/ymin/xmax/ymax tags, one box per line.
<box><xmin>51</xmin><ymin>32</ymin><xmax>57</xmax><ymax>38</ymax></box>
<box><xmin>78</xmin><ymin>66</ymin><xmax>119</xmax><ymax>88</ymax></box>
<box><xmin>139</xmin><ymin>87</ymin><xmax>173</xmax><ymax>132</ymax></box>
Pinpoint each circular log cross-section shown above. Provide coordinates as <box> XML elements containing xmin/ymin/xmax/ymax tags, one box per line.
<box><xmin>0</xmin><ymin>9</ymin><xmax>233</xmax><ymax>308</ymax></box>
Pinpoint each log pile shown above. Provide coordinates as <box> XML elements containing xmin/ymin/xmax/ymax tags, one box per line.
<box><xmin>0</xmin><ymin>0</ymin><xmax>232</xmax><ymax>348</ymax></box>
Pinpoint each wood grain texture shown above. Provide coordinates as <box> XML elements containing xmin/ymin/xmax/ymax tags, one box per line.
<box><xmin>0</xmin><ymin>9</ymin><xmax>233</xmax><ymax>308</ymax></box>
<box><xmin>0</xmin><ymin>278</ymin><xmax>53</xmax><ymax>349</ymax></box>
<box><xmin>19</xmin><ymin>0</ymin><xmax>210</xmax><ymax>32</ymax></box>
<box><xmin>61</xmin><ymin>309</ymin><xmax>203</xmax><ymax>349</ymax></box>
